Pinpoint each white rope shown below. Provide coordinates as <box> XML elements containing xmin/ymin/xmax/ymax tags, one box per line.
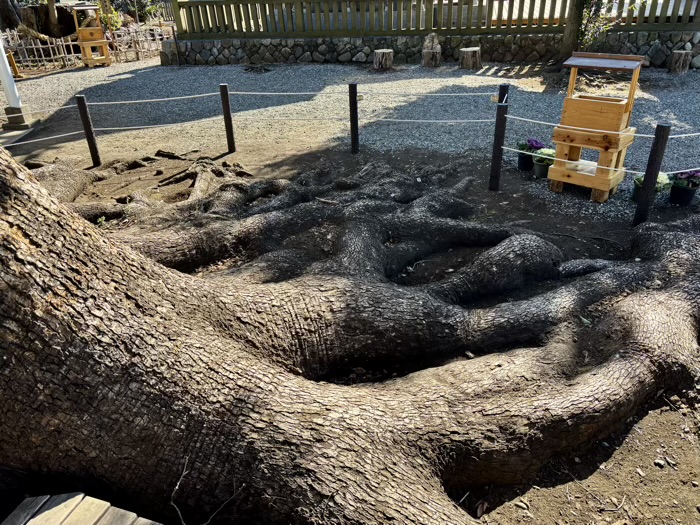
<box><xmin>502</xmin><ymin>146</ymin><xmax>646</xmax><ymax>175</ymax></box>
<box><xmin>229</xmin><ymin>91</ymin><xmax>345</xmax><ymax>96</ymax></box>
<box><xmin>87</xmin><ymin>92</ymin><xmax>220</xmax><ymax>106</ymax></box>
<box><xmin>17</xmin><ymin>104</ymin><xmax>77</xmax><ymax>116</ymax></box>
<box><xmin>669</xmin><ymin>131</ymin><xmax>700</xmax><ymax>139</ymax></box>
<box><xmin>233</xmin><ymin>117</ymin><xmax>347</xmax><ymax>121</ymax></box>
<box><xmin>506</xmin><ymin>114</ymin><xmax>656</xmax><ymax>138</ymax></box>
<box><xmin>358</xmin><ymin>92</ymin><xmax>496</xmax><ymax>97</ymax></box>
<box><xmin>4</xmin><ymin>131</ymin><xmax>84</xmax><ymax>147</ymax></box>
<box><xmin>664</xmin><ymin>167</ymin><xmax>700</xmax><ymax>175</ymax></box>
<box><xmin>370</xmin><ymin>118</ymin><xmax>495</xmax><ymax>123</ymax></box>
<box><xmin>94</xmin><ymin>116</ymin><xmax>222</xmax><ymax>131</ymax></box>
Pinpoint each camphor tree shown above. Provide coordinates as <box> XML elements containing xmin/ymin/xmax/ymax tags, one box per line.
<box><xmin>1</xmin><ymin>147</ymin><xmax>699</xmax><ymax>524</ymax></box>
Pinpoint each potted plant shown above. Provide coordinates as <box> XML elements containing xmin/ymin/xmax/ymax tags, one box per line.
<box><xmin>533</xmin><ymin>148</ymin><xmax>556</xmax><ymax>179</ymax></box>
<box><xmin>669</xmin><ymin>170</ymin><xmax>700</xmax><ymax>206</ymax></box>
<box><xmin>631</xmin><ymin>172</ymin><xmax>670</xmax><ymax>202</ymax></box>
<box><xmin>516</xmin><ymin>139</ymin><xmax>545</xmax><ymax>171</ymax></box>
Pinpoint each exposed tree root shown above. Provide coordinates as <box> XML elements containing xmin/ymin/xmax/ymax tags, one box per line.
<box><xmin>1</xmin><ymin>150</ymin><xmax>699</xmax><ymax>525</ymax></box>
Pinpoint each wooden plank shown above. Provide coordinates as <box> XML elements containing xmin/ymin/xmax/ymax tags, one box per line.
<box><xmin>456</xmin><ymin>0</ymin><xmax>465</xmax><ymax>28</ymax></box>
<box><xmin>436</xmin><ymin>0</ymin><xmax>443</xmax><ymax>28</ymax></box>
<box><xmin>323</xmin><ymin>0</ymin><xmax>331</xmax><ymax>30</ymax></box>
<box><xmin>505</xmin><ymin>0</ymin><xmax>514</xmax><ymax>26</ymax></box>
<box><xmin>515</xmin><ymin>0</ymin><xmax>526</xmax><ymax>27</ymax></box>
<box><xmin>96</xmin><ymin>508</ymin><xmax>137</xmax><ymax>525</ymax></box>
<box><xmin>557</xmin><ymin>0</ymin><xmax>567</xmax><ymax>25</ymax></box>
<box><xmin>563</xmin><ymin>55</ymin><xmax>643</xmax><ymax>71</ymax></box>
<box><xmin>446</xmin><ymin>0</ymin><xmax>454</xmax><ymax>28</ymax></box>
<box><xmin>1</xmin><ymin>496</ymin><xmax>51</xmax><ymax>525</ymax></box>
<box><xmin>397</xmin><ymin>0</ymin><xmax>403</xmax><ymax>28</ymax></box>
<box><xmin>465</xmin><ymin>0</ymin><xmax>473</xmax><ymax>27</ymax></box>
<box><xmin>625</xmin><ymin>0</ymin><xmax>637</xmax><ymax>25</ymax></box>
<box><xmin>552</xmin><ymin>126</ymin><xmax>635</xmax><ymax>151</ymax></box>
<box><xmin>561</xmin><ymin>97</ymin><xmax>629</xmax><ymax>131</ymax></box>
<box><xmin>61</xmin><ymin>497</ymin><xmax>111</xmax><ymax>525</ymax></box>
<box><xmin>28</xmin><ymin>494</ymin><xmax>84</xmax><ymax>525</ymax></box>
<box><xmin>294</xmin><ymin>0</ymin><xmax>304</xmax><ymax>30</ymax></box>
<box><xmin>535</xmin><ymin>0</ymin><xmax>546</xmax><ymax>26</ymax></box>
<box><xmin>680</xmin><ymin>0</ymin><xmax>694</xmax><ymax>23</ymax></box>
<box><xmin>367</xmin><ymin>0</ymin><xmax>374</xmax><ymax>30</ymax></box>
<box><xmin>656</xmin><ymin>0</ymin><xmax>671</xmax><ymax>22</ymax></box>
<box><xmin>547</xmin><ymin>0</ymin><xmax>557</xmax><ymax>26</ymax></box>
<box><xmin>379</xmin><ymin>0</ymin><xmax>385</xmax><ymax>29</ymax></box>
<box><xmin>669</xmin><ymin>0</ymin><xmax>683</xmax><ymax>22</ymax></box>
<box><xmin>388</xmin><ymin>0</ymin><xmax>394</xmax><ymax>29</ymax></box>
<box><xmin>526</xmin><ymin>0</ymin><xmax>536</xmax><ymax>26</ymax></box>
<box><xmin>486</xmin><ymin>0</ymin><xmax>494</xmax><ymax>27</ymax></box>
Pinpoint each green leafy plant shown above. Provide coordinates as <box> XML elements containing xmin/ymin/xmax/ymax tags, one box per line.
<box><xmin>101</xmin><ymin>7</ymin><xmax>123</xmax><ymax>31</ymax></box>
<box><xmin>671</xmin><ymin>170</ymin><xmax>700</xmax><ymax>188</ymax></box>
<box><xmin>517</xmin><ymin>138</ymin><xmax>545</xmax><ymax>153</ymax></box>
<box><xmin>634</xmin><ymin>172</ymin><xmax>671</xmax><ymax>191</ymax></box>
<box><xmin>579</xmin><ymin>0</ymin><xmax>617</xmax><ymax>49</ymax></box>
<box><xmin>96</xmin><ymin>216</ymin><xmax>106</xmax><ymax>226</ymax></box>
<box><xmin>534</xmin><ymin>148</ymin><xmax>556</xmax><ymax>165</ymax></box>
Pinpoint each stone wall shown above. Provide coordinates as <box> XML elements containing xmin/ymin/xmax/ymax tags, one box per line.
<box><xmin>591</xmin><ymin>31</ymin><xmax>700</xmax><ymax>69</ymax></box>
<box><xmin>161</xmin><ymin>30</ymin><xmax>700</xmax><ymax>68</ymax></box>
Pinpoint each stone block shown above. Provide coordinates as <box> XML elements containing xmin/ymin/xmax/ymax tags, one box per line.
<box><xmin>691</xmin><ymin>54</ymin><xmax>700</xmax><ymax>68</ymax></box>
<box><xmin>216</xmin><ymin>55</ymin><xmax>227</xmax><ymax>65</ymax></box>
<box><xmin>352</xmin><ymin>51</ymin><xmax>367</xmax><ymax>62</ymax></box>
<box><xmin>298</xmin><ymin>51</ymin><xmax>312</xmax><ymax>62</ymax></box>
<box><xmin>338</xmin><ymin>51</ymin><xmax>352</xmax><ymax>62</ymax></box>
<box><xmin>313</xmin><ymin>51</ymin><xmax>324</xmax><ymax>62</ymax></box>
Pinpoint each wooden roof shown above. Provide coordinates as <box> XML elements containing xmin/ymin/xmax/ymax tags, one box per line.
<box><xmin>564</xmin><ymin>52</ymin><xmax>644</xmax><ymax>72</ymax></box>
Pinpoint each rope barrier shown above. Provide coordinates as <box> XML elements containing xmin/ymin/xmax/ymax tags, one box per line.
<box><xmin>229</xmin><ymin>91</ymin><xmax>345</xmax><ymax>96</ymax></box>
<box><xmin>668</xmin><ymin>131</ymin><xmax>700</xmax><ymax>139</ymax></box>
<box><xmin>18</xmin><ymin>104</ymin><xmax>77</xmax><ymax>117</ymax></box>
<box><xmin>4</xmin><ymin>131</ymin><xmax>84</xmax><ymax>147</ymax></box>
<box><xmin>233</xmin><ymin>117</ymin><xmax>347</xmax><ymax>121</ymax></box>
<box><xmin>369</xmin><ymin>118</ymin><xmax>495</xmax><ymax>123</ymax></box>
<box><xmin>502</xmin><ymin>146</ymin><xmax>646</xmax><ymax>175</ymax></box>
<box><xmin>87</xmin><ymin>92</ymin><xmax>220</xmax><ymax>106</ymax></box>
<box><xmin>506</xmin><ymin>114</ymin><xmax>656</xmax><ymax>138</ymax></box>
<box><xmin>358</xmin><ymin>92</ymin><xmax>496</xmax><ymax>97</ymax></box>
<box><xmin>663</xmin><ymin>167</ymin><xmax>700</xmax><ymax>175</ymax></box>
<box><xmin>93</xmin><ymin>116</ymin><xmax>223</xmax><ymax>131</ymax></box>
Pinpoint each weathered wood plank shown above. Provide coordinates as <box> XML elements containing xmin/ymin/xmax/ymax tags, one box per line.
<box><xmin>0</xmin><ymin>496</ymin><xmax>50</xmax><ymax>525</ymax></box>
<box><xmin>96</xmin><ymin>508</ymin><xmax>138</xmax><ymax>525</ymax></box>
<box><xmin>61</xmin><ymin>497</ymin><xmax>111</xmax><ymax>525</ymax></box>
<box><xmin>27</xmin><ymin>493</ymin><xmax>84</xmax><ymax>525</ymax></box>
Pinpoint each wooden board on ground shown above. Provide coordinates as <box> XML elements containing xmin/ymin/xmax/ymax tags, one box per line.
<box><xmin>2</xmin><ymin>495</ymin><xmax>160</xmax><ymax>525</ymax></box>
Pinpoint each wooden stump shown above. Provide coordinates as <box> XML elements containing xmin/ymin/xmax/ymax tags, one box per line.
<box><xmin>459</xmin><ymin>47</ymin><xmax>482</xmax><ymax>70</ymax></box>
<box><xmin>373</xmin><ymin>49</ymin><xmax>394</xmax><ymax>70</ymax></box>
<box><xmin>422</xmin><ymin>32</ymin><xmax>442</xmax><ymax>67</ymax></box>
<box><xmin>669</xmin><ymin>50</ymin><xmax>692</xmax><ymax>74</ymax></box>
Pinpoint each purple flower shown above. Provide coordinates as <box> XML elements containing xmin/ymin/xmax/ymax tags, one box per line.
<box><xmin>527</xmin><ymin>138</ymin><xmax>545</xmax><ymax>150</ymax></box>
<box><xmin>677</xmin><ymin>170</ymin><xmax>700</xmax><ymax>180</ymax></box>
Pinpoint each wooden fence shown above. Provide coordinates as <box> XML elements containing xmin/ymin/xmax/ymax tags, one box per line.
<box><xmin>2</xmin><ymin>30</ymin><xmax>81</xmax><ymax>70</ymax></box>
<box><xmin>171</xmin><ymin>0</ymin><xmax>699</xmax><ymax>39</ymax></box>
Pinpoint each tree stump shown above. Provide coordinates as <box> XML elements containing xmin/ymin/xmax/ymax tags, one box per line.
<box><xmin>459</xmin><ymin>47</ymin><xmax>482</xmax><ymax>70</ymax></box>
<box><xmin>373</xmin><ymin>49</ymin><xmax>394</xmax><ymax>70</ymax></box>
<box><xmin>421</xmin><ymin>32</ymin><xmax>442</xmax><ymax>67</ymax></box>
<box><xmin>669</xmin><ymin>50</ymin><xmax>692</xmax><ymax>74</ymax></box>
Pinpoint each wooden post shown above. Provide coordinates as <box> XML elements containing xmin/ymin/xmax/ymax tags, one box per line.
<box><xmin>220</xmin><ymin>83</ymin><xmax>236</xmax><ymax>153</ymax></box>
<box><xmin>373</xmin><ymin>49</ymin><xmax>394</xmax><ymax>70</ymax></box>
<box><xmin>498</xmin><ymin>83</ymin><xmax>509</xmax><ymax>103</ymax></box>
<box><xmin>488</xmin><ymin>102</ymin><xmax>508</xmax><ymax>191</ymax></box>
<box><xmin>458</xmin><ymin>47</ymin><xmax>481</xmax><ymax>69</ymax></box>
<box><xmin>668</xmin><ymin>50</ymin><xmax>691</xmax><ymax>74</ymax></box>
<box><xmin>632</xmin><ymin>122</ymin><xmax>671</xmax><ymax>227</ymax></box>
<box><xmin>75</xmin><ymin>95</ymin><xmax>101</xmax><ymax>167</ymax></box>
<box><xmin>349</xmin><ymin>83</ymin><xmax>359</xmax><ymax>154</ymax></box>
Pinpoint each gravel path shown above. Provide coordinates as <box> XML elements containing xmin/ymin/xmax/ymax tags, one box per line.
<box><xmin>5</xmin><ymin>59</ymin><xmax>700</xmax><ymax>219</ymax></box>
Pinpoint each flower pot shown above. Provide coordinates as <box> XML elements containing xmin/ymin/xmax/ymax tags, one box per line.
<box><xmin>533</xmin><ymin>161</ymin><xmax>550</xmax><ymax>179</ymax></box>
<box><xmin>517</xmin><ymin>152</ymin><xmax>534</xmax><ymax>171</ymax></box>
<box><xmin>669</xmin><ymin>184</ymin><xmax>698</xmax><ymax>206</ymax></box>
<box><xmin>631</xmin><ymin>184</ymin><xmax>642</xmax><ymax>202</ymax></box>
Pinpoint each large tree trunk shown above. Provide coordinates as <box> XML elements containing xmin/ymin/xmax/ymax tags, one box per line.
<box><xmin>0</xmin><ymin>0</ymin><xmax>21</xmax><ymax>29</ymax></box>
<box><xmin>1</xmin><ymin>149</ymin><xmax>699</xmax><ymax>524</ymax></box>
<box><xmin>557</xmin><ymin>0</ymin><xmax>586</xmax><ymax>65</ymax></box>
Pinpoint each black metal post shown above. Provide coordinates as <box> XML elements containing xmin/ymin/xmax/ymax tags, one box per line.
<box><xmin>488</xmin><ymin>103</ymin><xmax>508</xmax><ymax>191</ymax></box>
<box><xmin>349</xmin><ymin>83</ymin><xmax>359</xmax><ymax>154</ymax></box>
<box><xmin>75</xmin><ymin>95</ymin><xmax>101</xmax><ymax>168</ymax></box>
<box><xmin>220</xmin><ymin>83</ymin><xmax>236</xmax><ymax>154</ymax></box>
<box><xmin>498</xmin><ymin>83</ymin><xmax>509</xmax><ymax>103</ymax></box>
<box><xmin>633</xmin><ymin>122</ymin><xmax>671</xmax><ymax>226</ymax></box>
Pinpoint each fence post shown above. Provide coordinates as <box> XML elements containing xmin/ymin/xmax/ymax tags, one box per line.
<box><xmin>75</xmin><ymin>95</ymin><xmax>101</xmax><ymax>168</ymax></box>
<box><xmin>488</xmin><ymin>102</ymin><xmax>508</xmax><ymax>191</ymax></box>
<box><xmin>220</xmin><ymin>83</ymin><xmax>236</xmax><ymax>154</ymax></box>
<box><xmin>498</xmin><ymin>83</ymin><xmax>509</xmax><ymax>103</ymax></box>
<box><xmin>633</xmin><ymin>122</ymin><xmax>671</xmax><ymax>226</ymax></box>
<box><xmin>349</xmin><ymin>83</ymin><xmax>359</xmax><ymax>154</ymax></box>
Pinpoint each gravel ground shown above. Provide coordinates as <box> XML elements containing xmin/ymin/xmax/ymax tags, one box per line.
<box><xmin>4</xmin><ymin>59</ymin><xmax>700</xmax><ymax>220</ymax></box>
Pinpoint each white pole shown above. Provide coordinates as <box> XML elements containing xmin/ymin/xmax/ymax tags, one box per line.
<box><xmin>0</xmin><ymin>35</ymin><xmax>22</xmax><ymax>108</ymax></box>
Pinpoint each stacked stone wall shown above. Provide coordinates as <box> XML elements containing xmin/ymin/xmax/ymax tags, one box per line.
<box><xmin>160</xmin><ymin>31</ymin><xmax>700</xmax><ymax>68</ymax></box>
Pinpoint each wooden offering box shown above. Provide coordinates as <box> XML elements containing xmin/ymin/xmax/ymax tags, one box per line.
<box><xmin>548</xmin><ymin>52</ymin><xmax>643</xmax><ymax>203</ymax></box>
<box><xmin>71</xmin><ymin>5</ymin><xmax>112</xmax><ymax>68</ymax></box>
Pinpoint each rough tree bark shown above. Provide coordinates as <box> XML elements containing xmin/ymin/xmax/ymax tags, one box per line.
<box><xmin>1</xmin><ymin>149</ymin><xmax>699</xmax><ymax>524</ymax></box>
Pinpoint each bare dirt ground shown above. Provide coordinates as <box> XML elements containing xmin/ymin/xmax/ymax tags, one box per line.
<box><xmin>2</xmin><ymin>63</ymin><xmax>700</xmax><ymax>524</ymax></box>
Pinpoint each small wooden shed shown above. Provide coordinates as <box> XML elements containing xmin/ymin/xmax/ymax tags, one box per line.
<box><xmin>548</xmin><ymin>52</ymin><xmax>644</xmax><ymax>203</ymax></box>
<box><xmin>70</xmin><ymin>4</ymin><xmax>112</xmax><ymax>68</ymax></box>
